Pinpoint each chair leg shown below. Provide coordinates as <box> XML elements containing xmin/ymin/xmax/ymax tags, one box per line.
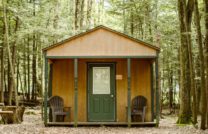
<box><xmin>142</xmin><ymin>114</ymin><xmax>145</xmax><ymax>122</ymax></box>
<box><xmin>52</xmin><ymin>114</ymin><xmax>56</xmax><ymax>122</ymax></box>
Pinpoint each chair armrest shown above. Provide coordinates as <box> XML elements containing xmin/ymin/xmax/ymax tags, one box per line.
<box><xmin>143</xmin><ymin>106</ymin><xmax>147</xmax><ymax>114</ymax></box>
<box><xmin>63</xmin><ymin>107</ymin><xmax>71</xmax><ymax>122</ymax></box>
<box><xmin>63</xmin><ymin>107</ymin><xmax>71</xmax><ymax>114</ymax></box>
<box><xmin>63</xmin><ymin>107</ymin><xmax>71</xmax><ymax>111</ymax></box>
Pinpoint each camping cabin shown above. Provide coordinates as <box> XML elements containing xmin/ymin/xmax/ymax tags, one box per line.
<box><xmin>43</xmin><ymin>26</ymin><xmax>160</xmax><ymax>127</ymax></box>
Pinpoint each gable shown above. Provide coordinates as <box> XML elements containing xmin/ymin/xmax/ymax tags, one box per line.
<box><xmin>46</xmin><ymin>28</ymin><xmax>158</xmax><ymax>57</ymax></box>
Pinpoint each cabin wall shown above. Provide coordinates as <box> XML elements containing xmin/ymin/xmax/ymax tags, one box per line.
<box><xmin>52</xmin><ymin>59</ymin><xmax>74</xmax><ymax>121</ymax></box>
<box><xmin>51</xmin><ymin>59</ymin><xmax>152</xmax><ymax>122</ymax></box>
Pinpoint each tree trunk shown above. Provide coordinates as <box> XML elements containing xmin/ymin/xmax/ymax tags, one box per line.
<box><xmin>203</xmin><ymin>0</ymin><xmax>208</xmax><ymax>129</ymax></box>
<box><xmin>177</xmin><ymin>0</ymin><xmax>192</xmax><ymax>124</ymax></box>
<box><xmin>168</xmin><ymin>66</ymin><xmax>173</xmax><ymax>113</ymax></box>
<box><xmin>195</xmin><ymin>56</ymin><xmax>201</xmax><ymax>114</ymax></box>
<box><xmin>194</xmin><ymin>0</ymin><xmax>207</xmax><ymax>129</ymax></box>
<box><xmin>1</xmin><ymin>106</ymin><xmax>25</xmax><ymax>124</ymax></box>
<box><xmin>87</xmin><ymin>0</ymin><xmax>92</xmax><ymax>29</ymax></box>
<box><xmin>1</xmin><ymin>31</ymin><xmax>4</xmax><ymax>103</ymax></box>
<box><xmin>80</xmin><ymin>0</ymin><xmax>85</xmax><ymax>29</ymax></box>
<box><xmin>32</xmin><ymin>34</ymin><xmax>37</xmax><ymax>100</ymax></box>
<box><xmin>130</xmin><ymin>8</ymin><xmax>134</xmax><ymax>36</ymax></box>
<box><xmin>3</xmin><ymin>0</ymin><xmax>18</xmax><ymax>106</ymax></box>
<box><xmin>27</xmin><ymin>35</ymin><xmax>30</xmax><ymax>101</ymax></box>
<box><xmin>75</xmin><ymin>0</ymin><xmax>80</xmax><ymax>30</ymax></box>
<box><xmin>23</xmin><ymin>39</ymin><xmax>27</xmax><ymax>100</ymax></box>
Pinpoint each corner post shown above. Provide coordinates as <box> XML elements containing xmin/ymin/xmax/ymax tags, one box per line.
<box><xmin>150</xmin><ymin>62</ymin><xmax>154</xmax><ymax>121</ymax></box>
<box><xmin>74</xmin><ymin>58</ymin><xmax>78</xmax><ymax>127</ymax></box>
<box><xmin>44</xmin><ymin>53</ymin><xmax>48</xmax><ymax>126</ymax></box>
<box><xmin>127</xmin><ymin>58</ymin><xmax>131</xmax><ymax>127</ymax></box>
<box><xmin>155</xmin><ymin>52</ymin><xmax>160</xmax><ymax>126</ymax></box>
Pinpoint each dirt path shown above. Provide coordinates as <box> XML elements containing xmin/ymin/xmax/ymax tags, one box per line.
<box><xmin>0</xmin><ymin>108</ymin><xmax>207</xmax><ymax>134</ymax></box>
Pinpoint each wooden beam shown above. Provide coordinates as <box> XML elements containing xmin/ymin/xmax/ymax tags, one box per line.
<box><xmin>155</xmin><ymin>53</ymin><xmax>159</xmax><ymax>126</ymax></box>
<box><xmin>150</xmin><ymin>63</ymin><xmax>154</xmax><ymax>121</ymax></box>
<box><xmin>47</xmin><ymin>121</ymin><xmax>157</xmax><ymax>127</ymax></box>
<box><xmin>127</xmin><ymin>58</ymin><xmax>131</xmax><ymax>127</ymax></box>
<box><xmin>46</xmin><ymin>56</ymin><xmax>157</xmax><ymax>59</ymax></box>
<box><xmin>44</xmin><ymin>52</ymin><xmax>48</xmax><ymax>126</ymax></box>
<box><xmin>74</xmin><ymin>59</ymin><xmax>78</xmax><ymax>127</ymax></box>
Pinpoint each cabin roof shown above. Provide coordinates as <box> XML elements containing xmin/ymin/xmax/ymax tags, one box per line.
<box><xmin>43</xmin><ymin>25</ymin><xmax>160</xmax><ymax>52</ymax></box>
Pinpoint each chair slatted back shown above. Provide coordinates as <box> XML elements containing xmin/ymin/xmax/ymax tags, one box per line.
<box><xmin>131</xmin><ymin>96</ymin><xmax>147</xmax><ymax>112</ymax></box>
<box><xmin>48</xmin><ymin>96</ymin><xmax>64</xmax><ymax>113</ymax></box>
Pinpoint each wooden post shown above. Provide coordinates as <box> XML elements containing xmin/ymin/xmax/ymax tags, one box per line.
<box><xmin>127</xmin><ymin>58</ymin><xmax>131</xmax><ymax>127</ymax></box>
<box><xmin>150</xmin><ymin>63</ymin><xmax>154</xmax><ymax>121</ymax></box>
<box><xmin>155</xmin><ymin>53</ymin><xmax>160</xmax><ymax>126</ymax></box>
<box><xmin>48</xmin><ymin>63</ymin><xmax>53</xmax><ymax>122</ymax></box>
<box><xmin>48</xmin><ymin>64</ymin><xmax>53</xmax><ymax>97</ymax></box>
<box><xmin>44</xmin><ymin>53</ymin><xmax>48</xmax><ymax>126</ymax></box>
<box><xmin>74</xmin><ymin>59</ymin><xmax>78</xmax><ymax>127</ymax></box>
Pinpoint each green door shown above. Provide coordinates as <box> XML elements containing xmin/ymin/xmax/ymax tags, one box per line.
<box><xmin>88</xmin><ymin>63</ymin><xmax>116</xmax><ymax>122</ymax></box>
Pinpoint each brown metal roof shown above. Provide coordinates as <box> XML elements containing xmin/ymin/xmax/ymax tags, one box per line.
<box><xmin>42</xmin><ymin>25</ymin><xmax>160</xmax><ymax>51</ymax></box>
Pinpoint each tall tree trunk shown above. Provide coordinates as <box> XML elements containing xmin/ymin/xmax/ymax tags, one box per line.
<box><xmin>23</xmin><ymin>39</ymin><xmax>27</xmax><ymax>100</ymax></box>
<box><xmin>130</xmin><ymin>8</ymin><xmax>134</xmax><ymax>36</ymax></box>
<box><xmin>32</xmin><ymin>34</ymin><xmax>37</xmax><ymax>101</ymax></box>
<box><xmin>87</xmin><ymin>0</ymin><xmax>92</xmax><ymax>29</ymax></box>
<box><xmin>75</xmin><ymin>0</ymin><xmax>80</xmax><ymax>30</ymax></box>
<box><xmin>80</xmin><ymin>0</ymin><xmax>85</xmax><ymax>29</ymax></box>
<box><xmin>184</xmin><ymin>0</ymin><xmax>196</xmax><ymax>125</ymax></box>
<box><xmin>195</xmin><ymin>56</ymin><xmax>201</xmax><ymax>114</ymax></box>
<box><xmin>177</xmin><ymin>0</ymin><xmax>192</xmax><ymax>124</ymax></box>
<box><xmin>27</xmin><ymin>35</ymin><xmax>30</xmax><ymax>101</ymax></box>
<box><xmin>203</xmin><ymin>0</ymin><xmax>208</xmax><ymax>128</ymax></box>
<box><xmin>168</xmin><ymin>66</ymin><xmax>173</xmax><ymax>113</ymax></box>
<box><xmin>0</xmin><ymin>41</ymin><xmax>4</xmax><ymax>103</ymax></box>
<box><xmin>194</xmin><ymin>0</ymin><xmax>206</xmax><ymax>129</ymax></box>
<box><xmin>3</xmin><ymin>0</ymin><xmax>18</xmax><ymax>106</ymax></box>
<box><xmin>122</xmin><ymin>0</ymin><xmax>126</xmax><ymax>33</ymax></box>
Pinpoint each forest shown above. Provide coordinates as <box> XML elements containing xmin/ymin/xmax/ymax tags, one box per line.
<box><xmin>0</xmin><ymin>0</ymin><xmax>208</xmax><ymax>133</ymax></box>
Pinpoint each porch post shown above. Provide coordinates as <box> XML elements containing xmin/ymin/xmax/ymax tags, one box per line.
<box><xmin>150</xmin><ymin>63</ymin><xmax>154</xmax><ymax>121</ymax></box>
<box><xmin>48</xmin><ymin>63</ymin><xmax>53</xmax><ymax>122</ymax></box>
<box><xmin>74</xmin><ymin>58</ymin><xmax>78</xmax><ymax>127</ymax></box>
<box><xmin>48</xmin><ymin>64</ymin><xmax>53</xmax><ymax>97</ymax></box>
<box><xmin>155</xmin><ymin>53</ymin><xmax>160</xmax><ymax>126</ymax></box>
<box><xmin>44</xmin><ymin>53</ymin><xmax>48</xmax><ymax>125</ymax></box>
<box><xmin>127</xmin><ymin>58</ymin><xmax>131</xmax><ymax>127</ymax></box>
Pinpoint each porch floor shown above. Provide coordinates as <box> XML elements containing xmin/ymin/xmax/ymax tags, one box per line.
<box><xmin>46</xmin><ymin>122</ymin><xmax>157</xmax><ymax>127</ymax></box>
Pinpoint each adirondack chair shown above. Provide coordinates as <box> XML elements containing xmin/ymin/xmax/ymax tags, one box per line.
<box><xmin>48</xmin><ymin>96</ymin><xmax>70</xmax><ymax>122</ymax></box>
<box><xmin>131</xmin><ymin>95</ymin><xmax>147</xmax><ymax>122</ymax></box>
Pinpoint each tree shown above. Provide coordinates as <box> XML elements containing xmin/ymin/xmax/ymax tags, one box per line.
<box><xmin>3</xmin><ymin>0</ymin><xmax>18</xmax><ymax>106</ymax></box>
<box><xmin>177</xmin><ymin>0</ymin><xmax>194</xmax><ymax>124</ymax></box>
<box><xmin>194</xmin><ymin>0</ymin><xmax>207</xmax><ymax>129</ymax></box>
<box><xmin>203</xmin><ymin>0</ymin><xmax>208</xmax><ymax>129</ymax></box>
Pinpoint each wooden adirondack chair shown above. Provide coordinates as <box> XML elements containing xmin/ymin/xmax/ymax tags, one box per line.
<box><xmin>48</xmin><ymin>96</ymin><xmax>70</xmax><ymax>122</ymax></box>
<box><xmin>131</xmin><ymin>95</ymin><xmax>147</xmax><ymax>122</ymax></box>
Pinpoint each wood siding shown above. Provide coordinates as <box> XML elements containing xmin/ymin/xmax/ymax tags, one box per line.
<box><xmin>47</xmin><ymin>29</ymin><xmax>157</xmax><ymax>57</ymax></box>
<box><xmin>51</xmin><ymin>59</ymin><xmax>152</xmax><ymax>122</ymax></box>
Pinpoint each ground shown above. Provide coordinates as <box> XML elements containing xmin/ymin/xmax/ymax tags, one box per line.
<box><xmin>0</xmin><ymin>107</ymin><xmax>208</xmax><ymax>134</ymax></box>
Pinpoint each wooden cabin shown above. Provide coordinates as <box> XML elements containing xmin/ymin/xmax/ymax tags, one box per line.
<box><xmin>43</xmin><ymin>25</ymin><xmax>160</xmax><ymax>127</ymax></box>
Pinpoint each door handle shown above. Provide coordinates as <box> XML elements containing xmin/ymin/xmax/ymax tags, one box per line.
<box><xmin>110</xmin><ymin>94</ymin><xmax>114</xmax><ymax>98</ymax></box>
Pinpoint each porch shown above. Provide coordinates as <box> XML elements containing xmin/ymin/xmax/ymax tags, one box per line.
<box><xmin>43</xmin><ymin>57</ymin><xmax>159</xmax><ymax>127</ymax></box>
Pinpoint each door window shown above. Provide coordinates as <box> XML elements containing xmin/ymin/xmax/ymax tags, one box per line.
<box><xmin>92</xmin><ymin>67</ymin><xmax>110</xmax><ymax>94</ymax></box>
